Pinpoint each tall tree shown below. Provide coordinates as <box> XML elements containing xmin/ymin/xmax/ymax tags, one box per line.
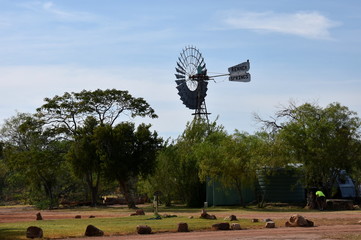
<box><xmin>94</xmin><ymin>122</ymin><xmax>161</xmax><ymax>208</ymax></box>
<box><xmin>256</xmin><ymin>101</ymin><xmax>361</xmax><ymax>197</ymax></box>
<box><xmin>0</xmin><ymin>113</ymin><xmax>69</xmax><ymax>209</ymax></box>
<box><xmin>197</xmin><ymin>130</ymin><xmax>261</xmax><ymax>207</ymax></box>
<box><xmin>38</xmin><ymin>89</ymin><xmax>157</xmax><ymax>206</ymax></box>
<box><xmin>170</xmin><ymin>118</ymin><xmax>223</xmax><ymax>207</ymax></box>
<box><xmin>66</xmin><ymin>117</ymin><xmax>101</xmax><ymax>206</ymax></box>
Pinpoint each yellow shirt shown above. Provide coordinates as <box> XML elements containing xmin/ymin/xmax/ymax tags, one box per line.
<box><xmin>316</xmin><ymin>191</ymin><xmax>325</xmax><ymax>197</ymax></box>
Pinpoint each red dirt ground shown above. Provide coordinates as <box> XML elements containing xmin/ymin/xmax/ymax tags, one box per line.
<box><xmin>1</xmin><ymin>206</ymin><xmax>361</xmax><ymax>239</ymax></box>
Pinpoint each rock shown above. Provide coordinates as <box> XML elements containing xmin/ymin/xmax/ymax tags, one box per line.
<box><xmin>224</xmin><ymin>215</ymin><xmax>238</xmax><ymax>221</ymax></box>
<box><xmin>163</xmin><ymin>214</ymin><xmax>177</xmax><ymax>218</ymax></box>
<box><xmin>130</xmin><ymin>209</ymin><xmax>145</xmax><ymax>216</ymax></box>
<box><xmin>211</xmin><ymin>222</ymin><xmax>230</xmax><ymax>231</ymax></box>
<box><xmin>177</xmin><ymin>222</ymin><xmax>189</xmax><ymax>232</ymax></box>
<box><xmin>265</xmin><ymin>221</ymin><xmax>276</xmax><ymax>228</ymax></box>
<box><xmin>85</xmin><ymin>225</ymin><xmax>104</xmax><ymax>237</ymax></box>
<box><xmin>89</xmin><ymin>215</ymin><xmax>95</xmax><ymax>218</ymax></box>
<box><xmin>230</xmin><ymin>223</ymin><xmax>241</xmax><ymax>230</ymax></box>
<box><xmin>36</xmin><ymin>212</ymin><xmax>42</xmax><ymax>221</ymax></box>
<box><xmin>75</xmin><ymin>215</ymin><xmax>81</xmax><ymax>219</ymax></box>
<box><xmin>200</xmin><ymin>209</ymin><xmax>217</xmax><ymax>220</ymax></box>
<box><xmin>285</xmin><ymin>214</ymin><xmax>313</xmax><ymax>227</ymax></box>
<box><xmin>252</xmin><ymin>218</ymin><xmax>259</xmax><ymax>222</ymax></box>
<box><xmin>306</xmin><ymin>219</ymin><xmax>314</xmax><ymax>227</ymax></box>
<box><xmin>26</xmin><ymin>226</ymin><xmax>43</xmax><ymax>238</ymax></box>
<box><xmin>136</xmin><ymin>225</ymin><xmax>152</xmax><ymax>234</ymax></box>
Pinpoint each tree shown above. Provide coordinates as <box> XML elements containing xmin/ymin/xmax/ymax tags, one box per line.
<box><xmin>37</xmin><ymin>88</ymin><xmax>157</xmax><ymax>135</ymax></box>
<box><xmin>197</xmin><ymin>130</ymin><xmax>261</xmax><ymax>207</ymax></box>
<box><xmin>94</xmin><ymin>122</ymin><xmax>161</xmax><ymax>208</ymax></box>
<box><xmin>256</xmin><ymin>101</ymin><xmax>361</xmax><ymax>198</ymax></box>
<box><xmin>0</xmin><ymin>113</ymin><xmax>70</xmax><ymax>209</ymax></box>
<box><xmin>38</xmin><ymin>89</ymin><xmax>158</xmax><ymax>206</ymax></box>
<box><xmin>138</xmin><ymin>142</ymin><xmax>180</xmax><ymax>206</ymax></box>
<box><xmin>66</xmin><ymin>117</ymin><xmax>101</xmax><ymax>206</ymax></box>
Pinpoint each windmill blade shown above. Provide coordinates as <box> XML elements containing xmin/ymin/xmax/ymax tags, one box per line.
<box><xmin>178</xmin><ymin>57</ymin><xmax>185</xmax><ymax>68</ymax></box>
<box><xmin>177</xmin><ymin>62</ymin><xmax>186</xmax><ymax>72</ymax></box>
<box><xmin>175</xmin><ymin>74</ymin><xmax>185</xmax><ymax>79</ymax></box>
<box><xmin>175</xmin><ymin>67</ymin><xmax>186</xmax><ymax>75</ymax></box>
<box><xmin>175</xmin><ymin>80</ymin><xmax>185</xmax><ymax>85</ymax></box>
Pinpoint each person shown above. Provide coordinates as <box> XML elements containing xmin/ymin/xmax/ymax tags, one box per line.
<box><xmin>315</xmin><ymin>190</ymin><xmax>326</xmax><ymax>210</ymax></box>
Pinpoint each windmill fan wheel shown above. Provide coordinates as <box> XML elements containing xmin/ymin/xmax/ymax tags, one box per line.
<box><xmin>175</xmin><ymin>46</ymin><xmax>209</xmax><ymax>110</ymax></box>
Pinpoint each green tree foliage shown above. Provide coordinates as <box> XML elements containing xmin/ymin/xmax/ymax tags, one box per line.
<box><xmin>138</xmin><ymin>142</ymin><xmax>180</xmax><ymax>206</ymax></box>
<box><xmin>0</xmin><ymin>113</ymin><xmax>70</xmax><ymax>209</ymax></box>
<box><xmin>257</xmin><ymin>101</ymin><xmax>361</xmax><ymax>197</ymax></box>
<box><xmin>37</xmin><ymin>88</ymin><xmax>157</xmax><ymax>135</ymax></box>
<box><xmin>93</xmin><ymin>122</ymin><xmax>161</xmax><ymax>208</ymax></box>
<box><xmin>143</xmin><ymin>119</ymin><xmax>223</xmax><ymax>207</ymax></box>
<box><xmin>197</xmin><ymin>131</ymin><xmax>262</xmax><ymax>207</ymax></box>
<box><xmin>66</xmin><ymin>117</ymin><xmax>101</xmax><ymax>206</ymax></box>
<box><xmin>38</xmin><ymin>89</ymin><xmax>158</xmax><ymax>206</ymax></box>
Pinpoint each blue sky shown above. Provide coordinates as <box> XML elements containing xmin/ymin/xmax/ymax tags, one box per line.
<box><xmin>0</xmin><ymin>0</ymin><xmax>360</xmax><ymax>139</ymax></box>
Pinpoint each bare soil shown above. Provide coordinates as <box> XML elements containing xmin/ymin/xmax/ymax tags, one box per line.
<box><xmin>1</xmin><ymin>206</ymin><xmax>361</xmax><ymax>239</ymax></box>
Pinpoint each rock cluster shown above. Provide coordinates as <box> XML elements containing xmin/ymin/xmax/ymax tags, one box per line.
<box><xmin>285</xmin><ymin>214</ymin><xmax>314</xmax><ymax>227</ymax></box>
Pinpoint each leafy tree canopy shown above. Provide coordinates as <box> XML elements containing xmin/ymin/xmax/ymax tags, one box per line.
<box><xmin>37</xmin><ymin>89</ymin><xmax>158</xmax><ymax>135</ymax></box>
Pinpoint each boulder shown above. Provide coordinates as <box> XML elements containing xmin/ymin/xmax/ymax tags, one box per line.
<box><xmin>89</xmin><ymin>215</ymin><xmax>96</xmax><ymax>218</ymax></box>
<box><xmin>130</xmin><ymin>209</ymin><xmax>145</xmax><ymax>216</ymax></box>
<box><xmin>265</xmin><ymin>221</ymin><xmax>276</xmax><ymax>228</ymax></box>
<box><xmin>26</xmin><ymin>226</ymin><xmax>43</xmax><ymax>239</ymax></box>
<box><xmin>211</xmin><ymin>222</ymin><xmax>230</xmax><ymax>231</ymax></box>
<box><xmin>36</xmin><ymin>212</ymin><xmax>43</xmax><ymax>221</ymax></box>
<box><xmin>136</xmin><ymin>209</ymin><xmax>145</xmax><ymax>215</ymax></box>
<box><xmin>230</xmin><ymin>223</ymin><xmax>241</xmax><ymax>230</ymax></box>
<box><xmin>177</xmin><ymin>222</ymin><xmax>189</xmax><ymax>232</ymax></box>
<box><xmin>136</xmin><ymin>225</ymin><xmax>152</xmax><ymax>234</ymax></box>
<box><xmin>224</xmin><ymin>215</ymin><xmax>238</xmax><ymax>221</ymax></box>
<box><xmin>252</xmin><ymin>218</ymin><xmax>259</xmax><ymax>223</ymax></box>
<box><xmin>200</xmin><ymin>209</ymin><xmax>217</xmax><ymax>220</ymax></box>
<box><xmin>285</xmin><ymin>214</ymin><xmax>314</xmax><ymax>227</ymax></box>
<box><xmin>85</xmin><ymin>225</ymin><xmax>104</xmax><ymax>237</ymax></box>
<box><xmin>75</xmin><ymin>215</ymin><xmax>81</xmax><ymax>219</ymax></box>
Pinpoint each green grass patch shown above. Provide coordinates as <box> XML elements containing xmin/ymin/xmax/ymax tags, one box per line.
<box><xmin>2</xmin><ymin>204</ymin><xmax>348</xmax><ymax>239</ymax></box>
<box><xmin>0</xmin><ymin>211</ymin><xmax>265</xmax><ymax>239</ymax></box>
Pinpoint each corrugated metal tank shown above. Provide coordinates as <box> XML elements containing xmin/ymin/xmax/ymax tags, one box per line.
<box><xmin>205</xmin><ymin>180</ymin><xmax>255</xmax><ymax>206</ymax></box>
<box><xmin>257</xmin><ymin>168</ymin><xmax>305</xmax><ymax>203</ymax></box>
<box><xmin>205</xmin><ymin>167</ymin><xmax>305</xmax><ymax>206</ymax></box>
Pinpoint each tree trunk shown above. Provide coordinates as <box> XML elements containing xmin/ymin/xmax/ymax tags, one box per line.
<box><xmin>119</xmin><ymin>180</ymin><xmax>136</xmax><ymax>209</ymax></box>
<box><xmin>234</xmin><ymin>179</ymin><xmax>245</xmax><ymax>207</ymax></box>
<box><xmin>85</xmin><ymin>173</ymin><xmax>99</xmax><ymax>207</ymax></box>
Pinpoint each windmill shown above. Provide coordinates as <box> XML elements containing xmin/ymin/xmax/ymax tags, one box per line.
<box><xmin>175</xmin><ymin>46</ymin><xmax>250</xmax><ymax>120</ymax></box>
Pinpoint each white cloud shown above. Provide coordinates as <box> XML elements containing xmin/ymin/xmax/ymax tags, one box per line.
<box><xmin>222</xmin><ymin>11</ymin><xmax>340</xmax><ymax>40</ymax></box>
<box><xmin>18</xmin><ymin>1</ymin><xmax>96</xmax><ymax>22</ymax></box>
